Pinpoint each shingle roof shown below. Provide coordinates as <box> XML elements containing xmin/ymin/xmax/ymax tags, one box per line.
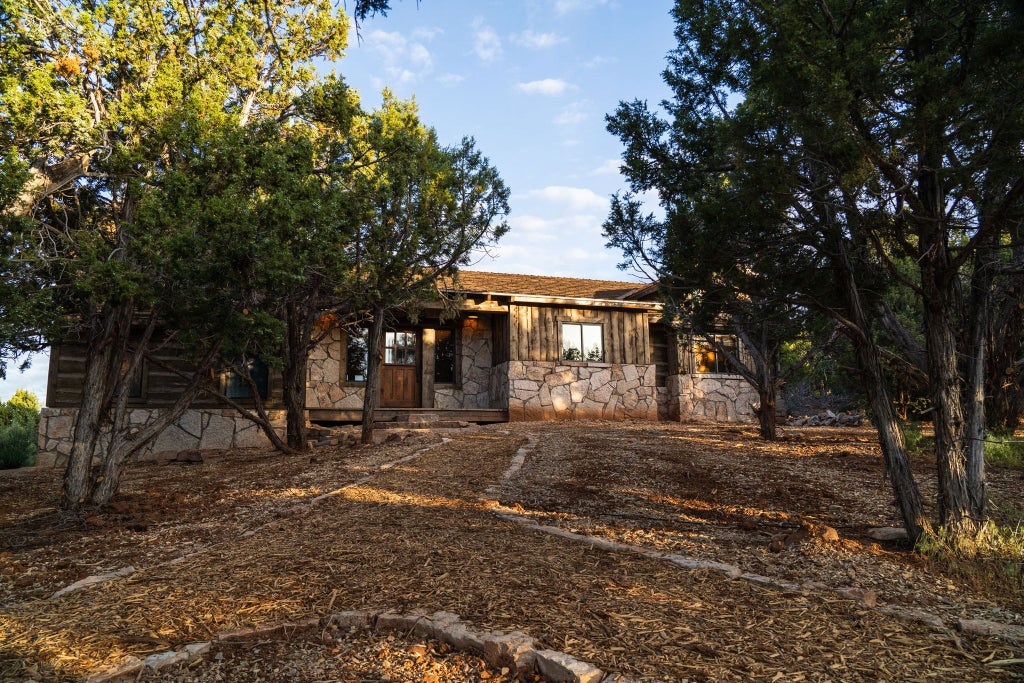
<box><xmin>449</xmin><ymin>270</ymin><xmax>645</xmax><ymax>301</ymax></box>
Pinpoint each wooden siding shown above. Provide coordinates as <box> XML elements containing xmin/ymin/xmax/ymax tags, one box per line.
<box><xmin>509</xmin><ymin>303</ymin><xmax>651</xmax><ymax>365</ymax></box>
<box><xmin>47</xmin><ymin>343</ymin><xmax>284</xmax><ymax>409</ymax></box>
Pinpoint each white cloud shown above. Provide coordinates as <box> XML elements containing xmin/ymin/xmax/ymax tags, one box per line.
<box><xmin>513</xmin><ymin>30</ymin><xmax>566</xmax><ymax>49</ymax></box>
<box><xmin>363</xmin><ymin>29</ymin><xmax>434</xmax><ymax>84</ymax></box>
<box><xmin>591</xmin><ymin>158</ymin><xmax>621</xmax><ymax>175</ymax></box>
<box><xmin>555</xmin><ymin>100</ymin><xmax>589</xmax><ymax>126</ymax></box>
<box><xmin>408</xmin><ymin>43</ymin><xmax>433</xmax><ymax>69</ymax></box>
<box><xmin>437</xmin><ymin>73</ymin><xmax>466</xmax><ymax>86</ymax></box>
<box><xmin>583</xmin><ymin>55</ymin><xmax>614</xmax><ymax>68</ymax></box>
<box><xmin>522</xmin><ymin>186</ymin><xmax>609</xmax><ymax>213</ymax></box>
<box><xmin>412</xmin><ymin>26</ymin><xmax>443</xmax><ymax>41</ymax></box>
<box><xmin>472</xmin><ymin>19</ymin><xmax>503</xmax><ymax>62</ymax></box>
<box><xmin>516</xmin><ymin>78</ymin><xmax>575</xmax><ymax>96</ymax></box>
<box><xmin>366</xmin><ymin>29</ymin><xmax>408</xmax><ymax>61</ymax></box>
<box><xmin>554</xmin><ymin>0</ymin><xmax>610</xmax><ymax>16</ymax></box>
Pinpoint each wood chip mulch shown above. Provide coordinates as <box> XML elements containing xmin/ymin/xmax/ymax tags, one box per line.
<box><xmin>0</xmin><ymin>422</ymin><xmax>1022</xmax><ymax>682</ymax></box>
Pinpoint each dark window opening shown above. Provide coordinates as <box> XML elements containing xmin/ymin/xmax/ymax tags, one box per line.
<box><xmin>435</xmin><ymin>329</ymin><xmax>457</xmax><ymax>383</ymax></box>
<box><xmin>346</xmin><ymin>328</ymin><xmax>368</xmax><ymax>382</ymax></box>
<box><xmin>224</xmin><ymin>358</ymin><xmax>269</xmax><ymax>399</ymax></box>
<box><xmin>126</xmin><ymin>359</ymin><xmax>145</xmax><ymax>398</ymax></box>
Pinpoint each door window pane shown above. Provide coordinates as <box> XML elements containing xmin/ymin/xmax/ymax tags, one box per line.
<box><xmin>385</xmin><ymin>331</ymin><xmax>417</xmax><ymax>366</ymax></box>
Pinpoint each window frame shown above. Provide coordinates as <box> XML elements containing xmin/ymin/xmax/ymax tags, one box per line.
<box><xmin>561</xmin><ymin>322</ymin><xmax>605</xmax><ymax>363</ymax></box>
<box><xmin>433</xmin><ymin>327</ymin><xmax>459</xmax><ymax>385</ymax></box>
<box><xmin>344</xmin><ymin>327</ymin><xmax>369</xmax><ymax>384</ymax></box>
<box><xmin>222</xmin><ymin>357</ymin><xmax>269</xmax><ymax>400</ymax></box>
<box><xmin>691</xmin><ymin>334</ymin><xmax>740</xmax><ymax>374</ymax></box>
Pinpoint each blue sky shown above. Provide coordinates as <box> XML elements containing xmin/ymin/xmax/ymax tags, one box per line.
<box><xmin>0</xmin><ymin>0</ymin><xmax>678</xmax><ymax>403</ymax></box>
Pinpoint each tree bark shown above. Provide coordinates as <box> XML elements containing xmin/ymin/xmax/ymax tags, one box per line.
<box><xmin>283</xmin><ymin>300</ymin><xmax>313</xmax><ymax>451</ymax></box>
<box><xmin>61</xmin><ymin>303</ymin><xmax>132</xmax><ymax>514</ymax></box>
<box><xmin>756</xmin><ymin>379</ymin><xmax>777</xmax><ymax>441</ymax></box>
<box><xmin>834</xmin><ymin>238</ymin><xmax>927</xmax><ymax>542</ymax></box>
<box><xmin>90</xmin><ymin>348</ymin><xmax>216</xmax><ymax>506</ymax></box>
<box><xmin>361</xmin><ymin>306</ymin><xmax>386</xmax><ymax>445</ymax></box>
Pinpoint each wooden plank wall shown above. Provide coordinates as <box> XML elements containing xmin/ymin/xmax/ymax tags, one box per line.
<box><xmin>47</xmin><ymin>343</ymin><xmax>284</xmax><ymax>409</ymax></box>
<box><xmin>509</xmin><ymin>304</ymin><xmax>651</xmax><ymax>364</ymax></box>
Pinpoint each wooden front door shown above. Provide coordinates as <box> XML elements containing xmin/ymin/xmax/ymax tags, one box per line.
<box><xmin>381</xmin><ymin>330</ymin><xmax>420</xmax><ymax>407</ymax></box>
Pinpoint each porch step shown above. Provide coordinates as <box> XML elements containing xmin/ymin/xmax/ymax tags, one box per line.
<box><xmin>372</xmin><ymin>419</ymin><xmax>472</xmax><ymax>430</ymax></box>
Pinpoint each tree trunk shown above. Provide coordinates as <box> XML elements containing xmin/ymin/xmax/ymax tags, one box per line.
<box><xmin>909</xmin><ymin>0</ymin><xmax>977</xmax><ymax>535</ymax></box>
<box><xmin>283</xmin><ymin>301</ymin><xmax>313</xmax><ymax>451</ymax></box>
<box><xmin>756</xmin><ymin>380</ymin><xmax>777</xmax><ymax>441</ymax></box>
<box><xmin>361</xmin><ymin>306</ymin><xmax>386</xmax><ymax>445</ymax></box>
<box><xmin>61</xmin><ymin>303</ymin><xmax>131</xmax><ymax>514</ymax></box>
<box><xmin>834</xmin><ymin>238</ymin><xmax>927</xmax><ymax>542</ymax></box>
<box><xmin>90</xmin><ymin>349</ymin><xmax>216</xmax><ymax>506</ymax></box>
<box><xmin>964</xmin><ymin>235</ymin><xmax>995</xmax><ymax>519</ymax></box>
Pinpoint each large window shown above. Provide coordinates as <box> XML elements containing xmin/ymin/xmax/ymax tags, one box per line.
<box><xmin>346</xmin><ymin>328</ymin><xmax>368</xmax><ymax>382</ymax></box>
<box><xmin>562</xmin><ymin>323</ymin><xmax>604</xmax><ymax>362</ymax></box>
<box><xmin>224</xmin><ymin>358</ymin><xmax>269</xmax><ymax>399</ymax></box>
<box><xmin>435</xmin><ymin>329</ymin><xmax>457</xmax><ymax>383</ymax></box>
<box><xmin>692</xmin><ymin>335</ymin><xmax>739</xmax><ymax>374</ymax></box>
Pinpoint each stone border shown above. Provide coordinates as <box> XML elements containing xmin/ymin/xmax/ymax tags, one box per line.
<box><xmin>483</xmin><ymin>433</ymin><xmax>1024</xmax><ymax>644</ymax></box>
<box><xmin>86</xmin><ymin>610</ymin><xmax>634</xmax><ymax>683</ymax></box>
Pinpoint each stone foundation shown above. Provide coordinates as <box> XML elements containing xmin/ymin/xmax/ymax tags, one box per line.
<box><xmin>665</xmin><ymin>374</ymin><xmax>760</xmax><ymax>422</ymax></box>
<box><xmin>36</xmin><ymin>407</ymin><xmax>284</xmax><ymax>467</ymax></box>
<box><xmin>506</xmin><ymin>361</ymin><xmax>658</xmax><ymax>421</ymax></box>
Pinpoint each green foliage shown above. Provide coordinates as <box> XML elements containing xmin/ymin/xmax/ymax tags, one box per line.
<box><xmin>901</xmin><ymin>421</ymin><xmax>927</xmax><ymax>457</ymax></box>
<box><xmin>985</xmin><ymin>433</ymin><xmax>1024</xmax><ymax>470</ymax></box>
<box><xmin>0</xmin><ymin>390</ymin><xmax>40</xmax><ymax>469</ymax></box>
<box><xmin>917</xmin><ymin>521</ymin><xmax>1024</xmax><ymax>603</ymax></box>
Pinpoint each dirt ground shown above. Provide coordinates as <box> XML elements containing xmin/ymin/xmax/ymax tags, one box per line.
<box><xmin>1</xmin><ymin>421</ymin><xmax>1022</xmax><ymax>682</ymax></box>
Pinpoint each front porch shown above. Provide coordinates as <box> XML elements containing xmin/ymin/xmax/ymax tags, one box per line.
<box><xmin>307</xmin><ymin>407</ymin><xmax>509</xmax><ymax>424</ymax></box>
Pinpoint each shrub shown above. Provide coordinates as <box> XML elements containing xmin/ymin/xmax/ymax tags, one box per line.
<box><xmin>901</xmin><ymin>420</ymin><xmax>926</xmax><ymax>456</ymax></box>
<box><xmin>0</xmin><ymin>422</ymin><xmax>36</xmax><ymax>469</ymax></box>
<box><xmin>917</xmin><ymin>521</ymin><xmax>1024</xmax><ymax>605</ymax></box>
<box><xmin>986</xmin><ymin>432</ymin><xmax>1024</xmax><ymax>470</ymax></box>
<box><xmin>0</xmin><ymin>390</ymin><xmax>40</xmax><ymax>469</ymax></box>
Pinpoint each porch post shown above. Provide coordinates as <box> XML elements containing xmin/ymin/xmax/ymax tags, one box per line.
<box><xmin>421</xmin><ymin>328</ymin><xmax>435</xmax><ymax>408</ymax></box>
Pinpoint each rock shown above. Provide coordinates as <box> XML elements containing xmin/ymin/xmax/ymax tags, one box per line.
<box><xmin>183</xmin><ymin>642</ymin><xmax>211</xmax><ymax>659</ymax></box>
<box><xmin>85</xmin><ymin>656</ymin><xmax>145</xmax><ymax>683</ymax></box>
<box><xmin>143</xmin><ymin>650</ymin><xmax>189</xmax><ymax>671</ymax></box>
<box><xmin>330</xmin><ymin>610</ymin><xmax>375</xmax><ymax>630</ymax></box>
<box><xmin>958</xmin><ymin>618</ymin><xmax>1024</xmax><ymax>640</ymax></box>
<box><xmin>169</xmin><ymin>449</ymin><xmax>204</xmax><ymax>464</ymax></box>
<box><xmin>866</xmin><ymin>527</ymin><xmax>909</xmax><ymax>542</ymax></box>
<box><xmin>482</xmin><ymin>631</ymin><xmax>536</xmax><ymax>671</ymax></box>
<box><xmin>837</xmin><ymin>587</ymin><xmax>878</xmax><ymax>608</ymax></box>
<box><xmin>534</xmin><ymin>649</ymin><xmax>605</xmax><ymax>683</ymax></box>
<box><xmin>50</xmin><ymin>565</ymin><xmax>135</xmax><ymax>600</ymax></box>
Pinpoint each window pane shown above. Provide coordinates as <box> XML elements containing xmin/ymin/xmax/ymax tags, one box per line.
<box><xmin>435</xmin><ymin>329</ymin><xmax>456</xmax><ymax>383</ymax></box>
<box><xmin>346</xmin><ymin>329</ymin><xmax>368</xmax><ymax>382</ymax></box>
<box><xmin>562</xmin><ymin>323</ymin><xmax>582</xmax><ymax>361</ymax></box>
<box><xmin>225</xmin><ymin>358</ymin><xmax>268</xmax><ymax>399</ymax></box>
<box><xmin>581</xmin><ymin>324</ymin><xmax>604</xmax><ymax>361</ymax></box>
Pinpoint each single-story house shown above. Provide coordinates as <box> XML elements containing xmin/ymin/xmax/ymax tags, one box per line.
<box><xmin>37</xmin><ymin>271</ymin><xmax>763</xmax><ymax>463</ymax></box>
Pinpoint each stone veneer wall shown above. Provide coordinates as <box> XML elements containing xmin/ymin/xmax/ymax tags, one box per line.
<box><xmin>307</xmin><ymin>327</ymin><xmax>364</xmax><ymax>410</ymax></box>
<box><xmin>435</xmin><ymin>317</ymin><xmax>493</xmax><ymax>409</ymax></box>
<box><xmin>36</xmin><ymin>407</ymin><xmax>284</xmax><ymax>467</ymax></box>
<box><xmin>506</xmin><ymin>361</ymin><xmax>658</xmax><ymax>421</ymax></box>
<box><xmin>665</xmin><ymin>373</ymin><xmax>760</xmax><ymax>422</ymax></box>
